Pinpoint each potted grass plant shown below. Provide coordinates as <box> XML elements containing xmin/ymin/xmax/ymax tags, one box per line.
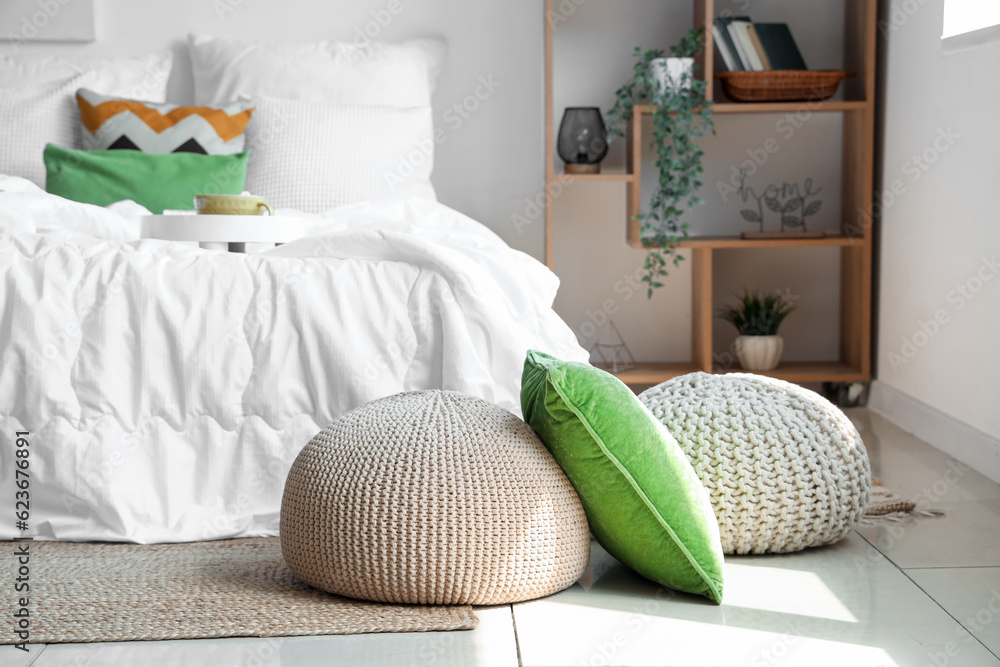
<box><xmin>605</xmin><ymin>28</ymin><xmax>714</xmax><ymax>298</ymax></box>
<box><xmin>718</xmin><ymin>290</ymin><xmax>795</xmax><ymax>371</ymax></box>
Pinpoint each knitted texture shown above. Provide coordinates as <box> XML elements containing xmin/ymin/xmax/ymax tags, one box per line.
<box><xmin>639</xmin><ymin>373</ymin><xmax>871</xmax><ymax>555</ymax></box>
<box><xmin>281</xmin><ymin>390</ymin><xmax>591</xmax><ymax>605</ymax></box>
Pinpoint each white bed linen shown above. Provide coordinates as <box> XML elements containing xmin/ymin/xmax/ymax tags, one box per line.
<box><xmin>0</xmin><ymin>179</ymin><xmax>587</xmax><ymax>543</ymax></box>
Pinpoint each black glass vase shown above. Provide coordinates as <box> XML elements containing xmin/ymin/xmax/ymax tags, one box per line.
<box><xmin>557</xmin><ymin>107</ymin><xmax>609</xmax><ymax>174</ymax></box>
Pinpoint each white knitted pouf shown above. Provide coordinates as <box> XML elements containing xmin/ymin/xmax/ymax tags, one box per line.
<box><xmin>280</xmin><ymin>390</ymin><xmax>591</xmax><ymax>605</ymax></box>
<box><xmin>639</xmin><ymin>373</ymin><xmax>871</xmax><ymax>555</ymax></box>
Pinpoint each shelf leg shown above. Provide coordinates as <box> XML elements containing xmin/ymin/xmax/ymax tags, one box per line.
<box><xmin>692</xmin><ymin>247</ymin><xmax>713</xmax><ymax>373</ymax></box>
<box><xmin>840</xmin><ymin>244</ymin><xmax>871</xmax><ymax>377</ymax></box>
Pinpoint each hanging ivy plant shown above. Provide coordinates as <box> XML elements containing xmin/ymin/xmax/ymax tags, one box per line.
<box><xmin>605</xmin><ymin>29</ymin><xmax>714</xmax><ymax>298</ymax></box>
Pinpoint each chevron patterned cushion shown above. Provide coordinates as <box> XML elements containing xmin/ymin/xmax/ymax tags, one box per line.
<box><xmin>76</xmin><ymin>88</ymin><xmax>254</xmax><ymax>155</ymax></box>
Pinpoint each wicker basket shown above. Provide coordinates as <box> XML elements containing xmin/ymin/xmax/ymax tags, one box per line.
<box><xmin>715</xmin><ymin>70</ymin><xmax>854</xmax><ymax>103</ymax></box>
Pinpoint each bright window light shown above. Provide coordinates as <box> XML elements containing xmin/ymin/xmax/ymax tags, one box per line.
<box><xmin>942</xmin><ymin>0</ymin><xmax>1000</xmax><ymax>38</ymax></box>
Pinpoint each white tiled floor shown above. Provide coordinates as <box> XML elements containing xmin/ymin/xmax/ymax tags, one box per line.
<box><xmin>514</xmin><ymin>534</ymin><xmax>989</xmax><ymax>666</ymax></box>
<box><xmin>12</xmin><ymin>409</ymin><xmax>1000</xmax><ymax>666</ymax></box>
<box><xmin>908</xmin><ymin>568</ymin><xmax>1000</xmax><ymax>657</ymax></box>
<box><xmin>25</xmin><ymin>608</ymin><xmax>519</xmax><ymax>667</ymax></box>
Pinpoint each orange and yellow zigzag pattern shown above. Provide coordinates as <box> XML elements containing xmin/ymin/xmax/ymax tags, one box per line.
<box><xmin>77</xmin><ymin>94</ymin><xmax>253</xmax><ymax>142</ymax></box>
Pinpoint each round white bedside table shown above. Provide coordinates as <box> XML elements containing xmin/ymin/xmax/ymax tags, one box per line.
<box><xmin>140</xmin><ymin>214</ymin><xmax>312</xmax><ymax>252</ymax></box>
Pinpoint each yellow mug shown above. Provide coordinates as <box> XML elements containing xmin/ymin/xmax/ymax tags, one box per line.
<box><xmin>194</xmin><ymin>194</ymin><xmax>274</xmax><ymax>216</ymax></box>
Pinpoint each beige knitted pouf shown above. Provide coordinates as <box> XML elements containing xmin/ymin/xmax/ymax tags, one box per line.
<box><xmin>280</xmin><ymin>390</ymin><xmax>591</xmax><ymax>605</ymax></box>
<box><xmin>639</xmin><ymin>373</ymin><xmax>871</xmax><ymax>555</ymax></box>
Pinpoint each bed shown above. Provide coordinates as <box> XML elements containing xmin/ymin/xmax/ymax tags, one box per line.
<box><xmin>0</xmin><ymin>37</ymin><xmax>589</xmax><ymax>544</ymax></box>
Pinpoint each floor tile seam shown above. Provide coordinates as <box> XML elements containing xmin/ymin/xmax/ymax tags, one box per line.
<box><xmin>903</xmin><ymin>566</ymin><xmax>1000</xmax><ymax>571</ymax></box>
<box><xmin>898</xmin><ymin>565</ymin><xmax>1000</xmax><ymax>662</ymax></box>
<box><xmin>24</xmin><ymin>644</ymin><xmax>47</xmax><ymax>667</ymax></box>
<box><xmin>510</xmin><ymin>605</ymin><xmax>524</xmax><ymax>667</ymax></box>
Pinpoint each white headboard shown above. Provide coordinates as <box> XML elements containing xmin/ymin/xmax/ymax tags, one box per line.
<box><xmin>1</xmin><ymin>0</ymin><xmax>545</xmax><ymax>258</ymax></box>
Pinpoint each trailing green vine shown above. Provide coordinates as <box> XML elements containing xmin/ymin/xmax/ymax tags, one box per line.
<box><xmin>605</xmin><ymin>29</ymin><xmax>714</xmax><ymax>297</ymax></box>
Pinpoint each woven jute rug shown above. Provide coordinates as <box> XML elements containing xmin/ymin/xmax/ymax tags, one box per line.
<box><xmin>861</xmin><ymin>479</ymin><xmax>946</xmax><ymax>526</ymax></box>
<box><xmin>1</xmin><ymin>538</ymin><xmax>478</xmax><ymax>644</ymax></box>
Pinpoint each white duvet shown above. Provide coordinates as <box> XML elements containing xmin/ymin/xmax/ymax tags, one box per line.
<box><xmin>0</xmin><ymin>177</ymin><xmax>588</xmax><ymax>543</ymax></box>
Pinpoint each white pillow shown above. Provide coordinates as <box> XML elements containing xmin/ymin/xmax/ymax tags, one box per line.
<box><xmin>244</xmin><ymin>96</ymin><xmax>436</xmax><ymax>213</ymax></box>
<box><xmin>0</xmin><ymin>73</ymin><xmax>94</xmax><ymax>187</ymax></box>
<box><xmin>189</xmin><ymin>35</ymin><xmax>445</xmax><ymax>108</ymax></box>
<box><xmin>0</xmin><ymin>52</ymin><xmax>172</xmax><ymax>101</ymax></box>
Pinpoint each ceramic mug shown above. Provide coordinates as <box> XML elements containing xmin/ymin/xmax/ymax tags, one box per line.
<box><xmin>194</xmin><ymin>194</ymin><xmax>274</xmax><ymax>216</ymax></box>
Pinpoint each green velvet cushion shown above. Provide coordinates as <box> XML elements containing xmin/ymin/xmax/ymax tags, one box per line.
<box><xmin>44</xmin><ymin>144</ymin><xmax>249</xmax><ymax>214</ymax></box>
<box><xmin>521</xmin><ymin>350</ymin><xmax>724</xmax><ymax>603</ymax></box>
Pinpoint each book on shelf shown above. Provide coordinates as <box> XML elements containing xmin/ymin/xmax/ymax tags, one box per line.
<box><xmin>753</xmin><ymin>23</ymin><xmax>808</xmax><ymax>70</ymax></box>
<box><xmin>713</xmin><ymin>18</ymin><xmax>808</xmax><ymax>72</ymax></box>
<box><xmin>712</xmin><ymin>17</ymin><xmax>747</xmax><ymax>71</ymax></box>
<box><xmin>717</xmin><ymin>17</ymin><xmax>753</xmax><ymax>71</ymax></box>
<box><xmin>712</xmin><ymin>23</ymin><xmax>740</xmax><ymax>71</ymax></box>
<box><xmin>747</xmin><ymin>26</ymin><xmax>772</xmax><ymax>69</ymax></box>
<box><xmin>728</xmin><ymin>20</ymin><xmax>765</xmax><ymax>71</ymax></box>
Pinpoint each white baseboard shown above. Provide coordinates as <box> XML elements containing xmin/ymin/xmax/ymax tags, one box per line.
<box><xmin>869</xmin><ymin>380</ymin><xmax>1000</xmax><ymax>485</ymax></box>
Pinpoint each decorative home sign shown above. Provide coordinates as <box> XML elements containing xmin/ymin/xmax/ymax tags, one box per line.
<box><xmin>1</xmin><ymin>0</ymin><xmax>95</xmax><ymax>43</ymax></box>
<box><xmin>736</xmin><ymin>167</ymin><xmax>825</xmax><ymax>238</ymax></box>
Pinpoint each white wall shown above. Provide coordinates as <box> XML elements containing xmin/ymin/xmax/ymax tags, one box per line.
<box><xmin>1</xmin><ymin>0</ymin><xmax>545</xmax><ymax>256</ymax></box>
<box><xmin>874</xmin><ymin>0</ymin><xmax>1000</xmax><ymax>441</ymax></box>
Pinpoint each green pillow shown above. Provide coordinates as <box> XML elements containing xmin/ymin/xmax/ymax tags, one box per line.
<box><xmin>521</xmin><ymin>350</ymin><xmax>724</xmax><ymax>603</ymax></box>
<box><xmin>44</xmin><ymin>144</ymin><xmax>249</xmax><ymax>214</ymax></box>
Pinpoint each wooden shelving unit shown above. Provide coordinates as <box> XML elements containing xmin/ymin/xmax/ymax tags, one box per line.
<box><xmin>712</xmin><ymin>101</ymin><xmax>868</xmax><ymax>114</ymax></box>
<box><xmin>674</xmin><ymin>236</ymin><xmax>864</xmax><ymax>249</ymax></box>
<box><xmin>608</xmin><ymin>360</ymin><xmax>865</xmax><ymax>385</ymax></box>
<box><xmin>544</xmin><ymin>0</ymin><xmax>876</xmax><ymax>386</ymax></box>
<box><xmin>560</xmin><ymin>173</ymin><xmax>636</xmax><ymax>183</ymax></box>
<box><xmin>595</xmin><ymin>362</ymin><xmax>701</xmax><ymax>385</ymax></box>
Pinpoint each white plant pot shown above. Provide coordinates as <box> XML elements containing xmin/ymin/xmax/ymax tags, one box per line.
<box><xmin>734</xmin><ymin>335</ymin><xmax>784</xmax><ymax>371</ymax></box>
<box><xmin>650</xmin><ymin>57</ymin><xmax>694</xmax><ymax>95</ymax></box>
